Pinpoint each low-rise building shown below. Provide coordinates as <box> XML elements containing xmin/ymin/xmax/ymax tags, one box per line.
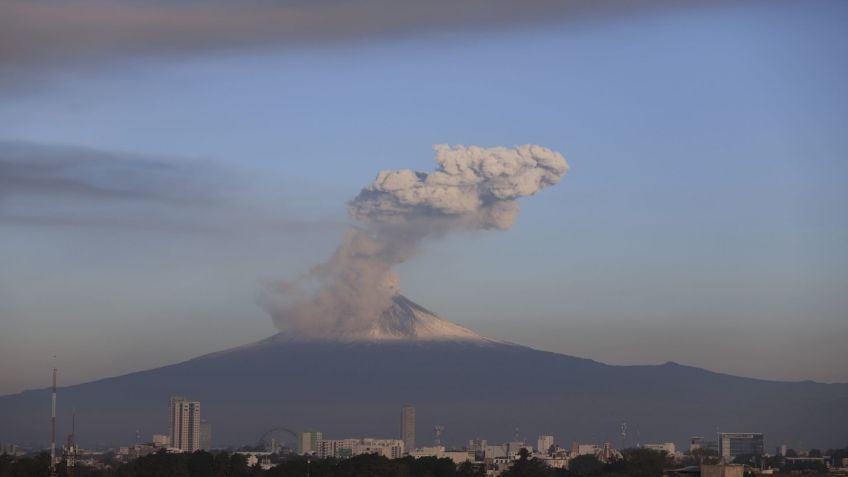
<box><xmin>152</xmin><ymin>434</ymin><xmax>170</xmax><ymax>448</ymax></box>
<box><xmin>644</xmin><ymin>442</ymin><xmax>677</xmax><ymax>455</ymax></box>
<box><xmin>537</xmin><ymin>436</ymin><xmax>555</xmax><ymax>455</ymax></box>
<box><xmin>316</xmin><ymin>438</ymin><xmax>404</xmax><ymax>459</ymax></box>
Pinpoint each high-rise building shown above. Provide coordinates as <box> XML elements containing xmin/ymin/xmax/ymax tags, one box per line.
<box><xmin>719</xmin><ymin>433</ymin><xmax>763</xmax><ymax>461</ymax></box>
<box><xmin>200</xmin><ymin>420</ymin><xmax>212</xmax><ymax>450</ymax></box>
<box><xmin>169</xmin><ymin>397</ymin><xmax>201</xmax><ymax>452</ymax></box>
<box><xmin>298</xmin><ymin>430</ymin><xmax>323</xmax><ymax>454</ymax></box>
<box><xmin>401</xmin><ymin>405</ymin><xmax>415</xmax><ymax>453</ymax></box>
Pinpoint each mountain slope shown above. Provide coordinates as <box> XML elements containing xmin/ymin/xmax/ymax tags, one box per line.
<box><xmin>1</xmin><ymin>299</ymin><xmax>846</xmax><ymax>450</ymax></box>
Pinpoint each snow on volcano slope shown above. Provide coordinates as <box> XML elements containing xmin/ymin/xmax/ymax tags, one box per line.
<box><xmin>260</xmin><ymin>295</ymin><xmax>491</xmax><ymax>344</ymax></box>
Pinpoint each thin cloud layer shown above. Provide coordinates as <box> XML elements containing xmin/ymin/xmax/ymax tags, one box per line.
<box><xmin>0</xmin><ymin>141</ymin><xmax>346</xmax><ymax>234</ymax></box>
<box><xmin>0</xmin><ymin>140</ymin><xmax>225</xmax><ymax>229</ymax></box>
<box><xmin>0</xmin><ymin>141</ymin><xmax>210</xmax><ymax>204</ymax></box>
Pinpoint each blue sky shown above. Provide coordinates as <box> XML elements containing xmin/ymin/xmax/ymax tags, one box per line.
<box><xmin>1</xmin><ymin>0</ymin><xmax>846</xmax><ymax>394</ymax></box>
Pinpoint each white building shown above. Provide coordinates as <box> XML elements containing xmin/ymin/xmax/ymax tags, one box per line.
<box><xmin>485</xmin><ymin>444</ymin><xmax>507</xmax><ymax>458</ymax></box>
<box><xmin>507</xmin><ymin>442</ymin><xmax>530</xmax><ymax>457</ymax></box>
<box><xmin>569</xmin><ymin>442</ymin><xmax>621</xmax><ymax>463</ymax></box>
<box><xmin>169</xmin><ymin>397</ymin><xmax>201</xmax><ymax>452</ymax></box>
<box><xmin>539</xmin><ymin>455</ymin><xmax>569</xmax><ymax>469</ymax></box>
<box><xmin>409</xmin><ymin>446</ymin><xmax>472</xmax><ymax>464</ymax></box>
<box><xmin>151</xmin><ymin>434</ymin><xmax>170</xmax><ymax>448</ymax></box>
<box><xmin>317</xmin><ymin>438</ymin><xmax>404</xmax><ymax>459</ymax></box>
<box><xmin>468</xmin><ymin>439</ymin><xmax>488</xmax><ymax>453</ymax></box>
<box><xmin>644</xmin><ymin>442</ymin><xmax>676</xmax><ymax>455</ymax></box>
<box><xmin>298</xmin><ymin>431</ymin><xmax>323</xmax><ymax>454</ymax></box>
<box><xmin>571</xmin><ymin>443</ymin><xmax>600</xmax><ymax>456</ymax></box>
<box><xmin>537</xmin><ymin>436</ymin><xmax>555</xmax><ymax>455</ymax></box>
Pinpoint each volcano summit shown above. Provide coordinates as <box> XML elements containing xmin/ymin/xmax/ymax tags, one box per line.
<box><xmin>275</xmin><ymin>294</ymin><xmax>490</xmax><ymax>343</ymax></box>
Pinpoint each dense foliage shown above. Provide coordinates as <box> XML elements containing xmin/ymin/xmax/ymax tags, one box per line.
<box><xmin>4</xmin><ymin>446</ymin><xmax>846</xmax><ymax>477</ymax></box>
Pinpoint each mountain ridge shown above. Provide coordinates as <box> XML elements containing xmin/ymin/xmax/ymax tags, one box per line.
<box><xmin>1</xmin><ymin>298</ymin><xmax>845</xmax><ymax>449</ymax></box>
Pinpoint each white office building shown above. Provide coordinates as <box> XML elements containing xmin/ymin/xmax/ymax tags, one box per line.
<box><xmin>169</xmin><ymin>397</ymin><xmax>201</xmax><ymax>452</ymax></box>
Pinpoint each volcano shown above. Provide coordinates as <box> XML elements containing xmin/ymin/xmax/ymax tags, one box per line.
<box><xmin>1</xmin><ymin>296</ymin><xmax>846</xmax><ymax>450</ymax></box>
<box><xmin>279</xmin><ymin>295</ymin><xmax>490</xmax><ymax>343</ymax></box>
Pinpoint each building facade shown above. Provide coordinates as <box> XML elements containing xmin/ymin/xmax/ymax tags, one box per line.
<box><xmin>152</xmin><ymin>434</ymin><xmax>170</xmax><ymax>448</ymax></box>
<box><xmin>537</xmin><ymin>436</ymin><xmax>555</xmax><ymax>455</ymax></box>
<box><xmin>316</xmin><ymin>438</ymin><xmax>404</xmax><ymax>459</ymax></box>
<box><xmin>401</xmin><ymin>405</ymin><xmax>415</xmax><ymax>453</ymax></box>
<box><xmin>644</xmin><ymin>442</ymin><xmax>676</xmax><ymax>455</ymax></box>
<box><xmin>298</xmin><ymin>430</ymin><xmax>323</xmax><ymax>454</ymax></box>
<box><xmin>200</xmin><ymin>420</ymin><xmax>212</xmax><ymax>451</ymax></box>
<box><xmin>169</xmin><ymin>397</ymin><xmax>201</xmax><ymax>452</ymax></box>
<box><xmin>719</xmin><ymin>433</ymin><xmax>764</xmax><ymax>461</ymax></box>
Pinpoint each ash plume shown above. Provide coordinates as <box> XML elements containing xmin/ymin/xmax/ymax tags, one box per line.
<box><xmin>263</xmin><ymin>144</ymin><xmax>568</xmax><ymax>338</ymax></box>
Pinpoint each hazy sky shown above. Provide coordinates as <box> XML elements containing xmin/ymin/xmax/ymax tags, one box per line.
<box><xmin>1</xmin><ymin>0</ymin><xmax>846</xmax><ymax>395</ymax></box>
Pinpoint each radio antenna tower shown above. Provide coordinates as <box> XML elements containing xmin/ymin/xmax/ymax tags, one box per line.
<box><xmin>50</xmin><ymin>365</ymin><xmax>57</xmax><ymax>477</ymax></box>
<box><xmin>434</xmin><ymin>425</ymin><xmax>444</xmax><ymax>447</ymax></box>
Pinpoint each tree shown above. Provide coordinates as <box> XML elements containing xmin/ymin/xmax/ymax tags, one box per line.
<box><xmin>187</xmin><ymin>451</ymin><xmax>214</xmax><ymax>477</ymax></box>
<box><xmin>808</xmin><ymin>449</ymin><xmax>822</xmax><ymax>458</ymax></box>
<box><xmin>229</xmin><ymin>453</ymin><xmax>250</xmax><ymax>477</ymax></box>
<box><xmin>683</xmin><ymin>448</ymin><xmax>719</xmax><ymax>466</ymax></box>
<box><xmin>501</xmin><ymin>448</ymin><xmax>552</xmax><ymax>477</ymax></box>
<box><xmin>616</xmin><ymin>448</ymin><xmax>668</xmax><ymax>477</ymax></box>
<box><xmin>567</xmin><ymin>455</ymin><xmax>602</xmax><ymax>477</ymax></box>
<box><xmin>457</xmin><ymin>461</ymin><xmax>485</xmax><ymax>477</ymax></box>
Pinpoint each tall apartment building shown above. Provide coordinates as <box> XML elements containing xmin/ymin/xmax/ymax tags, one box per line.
<box><xmin>298</xmin><ymin>430</ymin><xmax>323</xmax><ymax>454</ymax></box>
<box><xmin>401</xmin><ymin>405</ymin><xmax>415</xmax><ymax>453</ymax></box>
<box><xmin>169</xmin><ymin>397</ymin><xmax>201</xmax><ymax>452</ymax></box>
<box><xmin>719</xmin><ymin>433</ymin><xmax>764</xmax><ymax>461</ymax></box>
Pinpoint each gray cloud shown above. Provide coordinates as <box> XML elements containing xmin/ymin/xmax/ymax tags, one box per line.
<box><xmin>0</xmin><ymin>140</ymin><xmax>347</xmax><ymax>234</ymax></box>
<box><xmin>0</xmin><ymin>140</ymin><xmax>228</xmax><ymax>230</ymax></box>
<box><xmin>0</xmin><ymin>140</ymin><xmax>212</xmax><ymax>204</ymax></box>
<box><xmin>0</xmin><ymin>0</ymin><xmax>737</xmax><ymax>70</ymax></box>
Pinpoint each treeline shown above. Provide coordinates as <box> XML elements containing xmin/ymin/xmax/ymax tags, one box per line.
<box><xmin>0</xmin><ymin>448</ymin><xmax>675</xmax><ymax>477</ymax></box>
